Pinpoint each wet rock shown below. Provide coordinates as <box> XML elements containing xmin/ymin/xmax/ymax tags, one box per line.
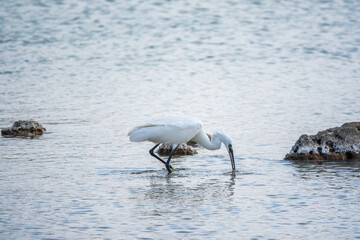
<box><xmin>285</xmin><ymin>122</ymin><xmax>360</xmax><ymax>161</ymax></box>
<box><xmin>1</xmin><ymin>120</ymin><xmax>46</xmax><ymax>137</ymax></box>
<box><xmin>157</xmin><ymin>143</ymin><xmax>198</xmax><ymax>156</ymax></box>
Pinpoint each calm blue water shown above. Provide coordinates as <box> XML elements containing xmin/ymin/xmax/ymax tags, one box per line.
<box><xmin>1</xmin><ymin>0</ymin><xmax>360</xmax><ymax>239</ymax></box>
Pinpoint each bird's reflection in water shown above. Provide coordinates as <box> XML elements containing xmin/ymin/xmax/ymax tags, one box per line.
<box><xmin>130</xmin><ymin>170</ymin><xmax>237</xmax><ymax>217</ymax></box>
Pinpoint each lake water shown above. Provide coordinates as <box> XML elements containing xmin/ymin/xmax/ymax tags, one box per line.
<box><xmin>1</xmin><ymin>0</ymin><xmax>360</xmax><ymax>239</ymax></box>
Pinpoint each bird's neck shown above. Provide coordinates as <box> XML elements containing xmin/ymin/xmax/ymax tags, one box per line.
<box><xmin>195</xmin><ymin>130</ymin><xmax>222</xmax><ymax>150</ymax></box>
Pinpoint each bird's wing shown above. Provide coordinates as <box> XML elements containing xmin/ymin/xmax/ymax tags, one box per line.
<box><xmin>127</xmin><ymin>123</ymin><xmax>161</xmax><ymax>137</ymax></box>
<box><xmin>128</xmin><ymin>116</ymin><xmax>201</xmax><ymax>135</ymax></box>
<box><xmin>148</xmin><ymin>117</ymin><xmax>200</xmax><ymax>129</ymax></box>
<box><xmin>128</xmin><ymin>117</ymin><xmax>203</xmax><ymax>144</ymax></box>
<box><xmin>128</xmin><ymin>123</ymin><xmax>159</xmax><ymax>142</ymax></box>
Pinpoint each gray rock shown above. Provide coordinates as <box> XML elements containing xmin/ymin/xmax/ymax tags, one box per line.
<box><xmin>1</xmin><ymin>120</ymin><xmax>46</xmax><ymax>137</ymax></box>
<box><xmin>285</xmin><ymin>122</ymin><xmax>360</xmax><ymax>160</ymax></box>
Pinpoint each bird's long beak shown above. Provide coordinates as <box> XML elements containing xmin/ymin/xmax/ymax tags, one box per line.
<box><xmin>228</xmin><ymin>146</ymin><xmax>235</xmax><ymax>171</ymax></box>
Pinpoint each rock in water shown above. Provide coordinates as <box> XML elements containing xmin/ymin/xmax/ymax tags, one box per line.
<box><xmin>285</xmin><ymin>122</ymin><xmax>360</xmax><ymax>161</ymax></box>
<box><xmin>157</xmin><ymin>143</ymin><xmax>198</xmax><ymax>156</ymax></box>
<box><xmin>1</xmin><ymin>120</ymin><xmax>46</xmax><ymax>137</ymax></box>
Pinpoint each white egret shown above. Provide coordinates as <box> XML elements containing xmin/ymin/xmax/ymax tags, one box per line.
<box><xmin>128</xmin><ymin>116</ymin><xmax>235</xmax><ymax>173</ymax></box>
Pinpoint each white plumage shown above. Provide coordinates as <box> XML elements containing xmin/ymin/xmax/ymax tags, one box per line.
<box><xmin>128</xmin><ymin>116</ymin><xmax>235</xmax><ymax>173</ymax></box>
<box><xmin>128</xmin><ymin>116</ymin><xmax>202</xmax><ymax>144</ymax></box>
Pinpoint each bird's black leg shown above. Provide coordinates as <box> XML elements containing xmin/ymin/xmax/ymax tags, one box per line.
<box><xmin>149</xmin><ymin>143</ymin><xmax>174</xmax><ymax>170</ymax></box>
<box><xmin>166</xmin><ymin>144</ymin><xmax>178</xmax><ymax>173</ymax></box>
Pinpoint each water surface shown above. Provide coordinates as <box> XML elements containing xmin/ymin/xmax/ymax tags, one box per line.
<box><xmin>1</xmin><ymin>0</ymin><xmax>360</xmax><ymax>239</ymax></box>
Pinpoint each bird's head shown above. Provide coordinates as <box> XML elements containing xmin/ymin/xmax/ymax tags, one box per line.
<box><xmin>213</xmin><ymin>132</ymin><xmax>235</xmax><ymax>171</ymax></box>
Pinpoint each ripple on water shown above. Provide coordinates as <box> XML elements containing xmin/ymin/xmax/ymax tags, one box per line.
<box><xmin>1</xmin><ymin>0</ymin><xmax>360</xmax><ymax>239</ymax></box>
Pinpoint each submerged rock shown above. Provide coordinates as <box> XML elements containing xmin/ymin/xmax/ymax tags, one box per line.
<box><xmin>1</xmin><ymin>120</ymin><xmax>46</xmax><ymax>137</ymax></box>
<box><xmin>157</xmin><ymin>143</ymin><xmax>198</xmax><ymax>156</ymax></box>
<box><xmin>285</xmin><ymin>122</ymin><xmax>360</xmax><ymax>161</ymax></box>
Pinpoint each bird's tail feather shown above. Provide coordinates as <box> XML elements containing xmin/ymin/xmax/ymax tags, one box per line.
<box><xmin>128</xmin><ymin>124</ymin><xmax>163</xmax><ymax>142</ymax></box>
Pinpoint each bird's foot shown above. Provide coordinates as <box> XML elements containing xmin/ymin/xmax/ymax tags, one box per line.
<box><xmin>166</xmin><ymin>164</ymin><xmax>173</xmax><ymax>173</ymax></box>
